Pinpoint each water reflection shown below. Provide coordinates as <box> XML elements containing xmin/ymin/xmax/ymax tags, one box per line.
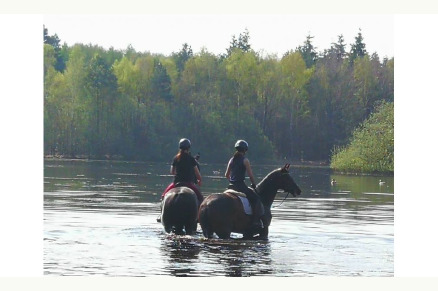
<box><xmin>160</xmin><ymin>235</ymin><xmax>203</xmax><ymax>276</ymax></box>
<box><xmin>159</xmin><ymin>234</ymin><xmax>274</xmax><ymax>277</ymax></box>
<box><xmin>209</xmin><ymin>240</ymin><xmax>273</xmax><ymax>277</ymax></box>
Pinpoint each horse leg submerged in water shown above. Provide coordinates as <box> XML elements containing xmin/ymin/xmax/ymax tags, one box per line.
<box><xmin>161</xmin><ymin>187</ymin><xmax>199</xmax><ymax>235</ymax></box>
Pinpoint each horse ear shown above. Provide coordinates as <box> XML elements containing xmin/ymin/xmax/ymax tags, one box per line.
<box><xmin>282</xmin><ymin>163</ymin><xmax>290</xmax><ymax>171</ymax></box>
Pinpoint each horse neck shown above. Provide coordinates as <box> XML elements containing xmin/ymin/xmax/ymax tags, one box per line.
<box><xmin>256</xmin><ymin>170</ymin><xmax>281</xmax><ymax>207</ymax></box>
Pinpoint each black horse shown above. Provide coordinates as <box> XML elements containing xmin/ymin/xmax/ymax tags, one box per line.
<box><xmin>198</xmin><ymin>164</ymin><xmax>301</xmax><ymax>239</ymax></box>
<box><xmin>161</xmin><ymin>187</ymin><xmax>199</xmax><ymax>235</ymax></box>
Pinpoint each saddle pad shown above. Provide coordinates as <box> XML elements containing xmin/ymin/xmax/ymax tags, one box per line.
<box><xmin>223</xmin><ymin>190</ymin><xmax>252</xmax><ymax>214</ymax></box>
<box><xmin>238</xmin><ymin>196</ymin><xmax>252</xmax><ymax>215</ymax></box>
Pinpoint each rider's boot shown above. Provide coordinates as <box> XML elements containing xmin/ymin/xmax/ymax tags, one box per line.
<box><xmin>250</xmin><ymin>200</ymin><xmax>265</xmax><ymax>229</ymax></box>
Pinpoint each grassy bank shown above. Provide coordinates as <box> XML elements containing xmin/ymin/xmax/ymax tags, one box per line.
<box><xmin>330</xmin><ymin>101</ymin><xmax>394</xmax><ymax>174</ymax></box>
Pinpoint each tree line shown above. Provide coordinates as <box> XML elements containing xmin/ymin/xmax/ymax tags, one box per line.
<box><xmin>44</xmin><ymin>26</ymin><xmax>394</xmax><ymax>165</ymax></box>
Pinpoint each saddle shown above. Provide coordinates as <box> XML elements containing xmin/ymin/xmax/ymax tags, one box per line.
<box><xmin>224</xmin><ymin>190</ymin><xmax>252</xmax><ymax>215</ymax></box>
<box><xmin>224</xmin><ymin>189</ymin><xmax>247</xmax><ymax>197</ymax></box>
<box><xmin>174</xmin><ymin>182</ymin><xmax>187</xmax><ymax>188</ymax></box>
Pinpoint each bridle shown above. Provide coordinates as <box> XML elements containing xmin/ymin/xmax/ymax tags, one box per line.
<box><xmin>271</xmin><ymin>192</ymin><xmax>290</xmax><ymax>208</ymax></box>
<box><xmin>271</xmin><ymin>190</ymin><xmax>291</xmax><ymax>208</ymax></box>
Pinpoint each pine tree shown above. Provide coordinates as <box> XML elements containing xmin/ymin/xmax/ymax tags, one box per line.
<box><xmin>297</xmin><ymin>34</ymin><xmax>318</xmax><ymax>68</ymax></box>
<box><xmin>151</xmin><ymin>59</ymin><xmax>173</xmax><ymax>102</ymax></box>
<box><xmin>349</xmin><ymin>29</ymin><xmax>367</xmax><ymax>63</ymax></box>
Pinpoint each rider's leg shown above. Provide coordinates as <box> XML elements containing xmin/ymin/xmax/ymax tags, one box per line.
<box><xmin>186</xmin><ymin>182</ymin><xmax>204</xmax><ymax>205</ymax></box>
<box><xmin>245</xmin><ymin>188</ymin><xmax>264</xmax><ymax>228</ymax></box>
<box><xmin>157</xmin><ymin>183</ymin><xmax>176</xmax><ymax>222</ymax></box>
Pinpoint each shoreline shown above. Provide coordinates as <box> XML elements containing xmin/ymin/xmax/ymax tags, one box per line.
<box><xmin>44</xmin><ymin>156</ymin><xmax>393</xmax><ymax>176</ymax></box>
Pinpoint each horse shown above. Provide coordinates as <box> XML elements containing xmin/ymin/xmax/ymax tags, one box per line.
<box><xmin>198</xmin><ymin>164</ymin><xmax>301</xmax><ymax>240</ymax></box>
<box><xmin>161</xmin><ymin>186</ymin><xmax>199</xmax><ymax>235</ymax></box>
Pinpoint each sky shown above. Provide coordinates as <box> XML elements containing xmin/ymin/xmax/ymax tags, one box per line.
<box><xmin>43</xmin><ymin>14</ymin><xmax>394</xmax><ymax>59</ymax></box>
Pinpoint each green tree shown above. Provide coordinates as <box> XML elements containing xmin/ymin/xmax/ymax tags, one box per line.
<box><xmin>331</xmin><ymin>101</ymin><xmax>394</xmax><ymax>173</ymax></box>
<box><xmin>353</xmin><ymin>55</ymin><xmax>379</xmax><ymax>118</ymax></box>
<box><xmin>151</xmin><ymin>59</ymin><xmax>173</xmax><ymax>102</ymax></box>
<box><xmin>43</xmin><ymin>26</ymin><xmax>66</xmax><ymax>72</ymax></box>
<box><xmin>225</xmin><ymin>49</ymin><xmax>258</xmax><ymax>135</ymax></box>
<box><xmin>297</xmin><ymin>34</ymin><xmax>318</xmax><ymax>68</ymax></box>
<box><xmin>172</xmin><ymin>43</ymin><xmax>193</xmax><ymax>76</ymax></box>
<box><xmin>349</xmin><ymin>28</ymin><xmax>367</xmax><ymax>63</ymax></box>
<box><xmin>254</xmin><ymin>54</ymin><xmax>281</xmax><ymax>133</ymax></box>
<box><xmin>329</xmin><ymin>34</ymin><xmax>347</xmax><ymax>61</ymax></box>
<box><xmin>85</xmin><ymin>54</ymin><xmax>118</xmax><ymax>158</ymax></box>
<box><xmin>44</xmin><ymin>44</ymin><xmax>56</xmax><ymax>76</ymax></box>
<box><xmin>226</xmin><ymin>28</ymin><xmax>252</xmax><ymax>57</ymax></box>
<box><xmin>279</xmin><ymin>51</ymin><xmax>314</xmax><ymax>159</ymax></box>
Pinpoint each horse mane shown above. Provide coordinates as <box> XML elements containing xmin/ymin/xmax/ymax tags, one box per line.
<box><xmin>256</xmin><ymin>168</ymin><xmax>283</xmax><ymax>205</ymax></box>
<box><xmin>257</xmin><ymin>168</ymin><xmax>281</xmax><ymax>186</ymax></box>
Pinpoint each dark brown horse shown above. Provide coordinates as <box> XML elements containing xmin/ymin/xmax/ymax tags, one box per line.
<box><xmin>198</xmin><ymin>164</ymin><xmax>301</xmax><ymax>239</ymax></box>
<box><xmin>161</xmin><ymin>187</ymin><xmax>199</xmax><ymax>235</ymax></box>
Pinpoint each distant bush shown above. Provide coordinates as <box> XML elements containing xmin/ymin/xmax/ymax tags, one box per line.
<box><xmin>330</xmin><ymin>101</ymin><xmax>394</xmax><ymax>173</ymax></box>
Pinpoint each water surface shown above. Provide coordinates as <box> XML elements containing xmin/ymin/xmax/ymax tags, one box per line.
<box><xmin>44</xmin><ymin>159</ymin><xmax>394</xmax><ymax>276</ymax></box>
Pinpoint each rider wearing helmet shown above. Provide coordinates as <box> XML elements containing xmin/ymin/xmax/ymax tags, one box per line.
<box><xmin>161</xmin><ymin>138</ymin><xmax>203</xmax><ymax>203</ymax></box>
<box><xmin>225</xmin><ymin>140</ymin><xmax>264</xmax><ymax>229</ymax></box>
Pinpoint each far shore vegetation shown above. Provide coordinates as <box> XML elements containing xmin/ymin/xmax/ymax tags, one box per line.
<box><xmin>44</xmin><ymin>26</ymin><xmax>394</xmax><ymax>174</ymax></box>
<box><xmin>330</xmin><ymin>101</ymin><xmax>394</xmax><ymax>174</ymax></box>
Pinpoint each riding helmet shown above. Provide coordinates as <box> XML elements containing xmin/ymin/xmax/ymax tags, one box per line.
<box><xmin>179</xmin><ymin>138</ymin><xmax>191</xmax><ymax>150</ymax></box>
<box><xmin>234</xmin><ymin>140</ymin><xmax>248</xmax><ymax>152</ymax></box>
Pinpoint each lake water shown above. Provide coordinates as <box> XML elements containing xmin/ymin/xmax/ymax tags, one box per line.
<box><xmin>44</xmin><ymin>159</ymin><xmax>394</xmax><ymax>276</ymax></box>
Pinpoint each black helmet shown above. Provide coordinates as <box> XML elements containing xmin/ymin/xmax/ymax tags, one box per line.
<box><xmin>234</xmin><ymin>140</ymin><xmax>248</xmax><ymax>152</ymax></box>
<box><xmin>179</xmin><ymin>138</ymin><xmax>191</xmax><ymax>150</ymax></box>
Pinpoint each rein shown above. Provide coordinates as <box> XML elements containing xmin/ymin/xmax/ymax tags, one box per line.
<box><xmin>271</xmin><ymin>191</ymin><xmax>291</xmax><ymax>208</ymax></box>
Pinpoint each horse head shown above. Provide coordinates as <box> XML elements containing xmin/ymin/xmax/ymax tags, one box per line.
<box><xmin>278</xmin><ymin>163</ymin><xmax>301</xmax><ymax>197</ymax></box>
<box><xmin>257</xmin><ymin>163</ymin><xmax>302</xmax><ymax>206</ymax></box>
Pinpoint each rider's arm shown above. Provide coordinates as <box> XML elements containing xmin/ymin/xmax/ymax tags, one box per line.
<box><xmin>194</xmin><ymin>165</ymin><xmax>202</xmax><ymax>186</ymax></box>
<box><xmin>225</xmin><ymin>159</ymin><xmax>232</xmax><ymax>180</ymax></box>
<box><xmin>244</xmin><ymin>158</ymin><xmax>256</xmax><ymax>186</ymax></box>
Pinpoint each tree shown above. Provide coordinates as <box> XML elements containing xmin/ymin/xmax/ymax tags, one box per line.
<box><xmin>331</xmin><ymin>101</ymin><xmax>394</xmax><ymax>173</ymax></box>
<box><xmin>172</xmin><ymin>43</ymin><xmax>193</xmax><ymax>75</ymax></box>
<box><xmin>349</xmin><ymin>29</ymin><xmax>367</xmax><ymax>63</ymax></box>
<box><xmin>279</xmin><ymin>51</ymin><xmax>314</xmax><ymax>159</ymax></box>
<box><xmin>43</xmin><ymin>31</ymin><xmax>393</xmax><ymax>165</ymax></box>
<box><xmin>226</xmin><ymin>28</ymin><xmax>252</xmax><ymax>57</ymax></box>
<box><xmin>331</xmin><ymin>34</ymin><xmax>347</xmax><ymax>61</ymax></box>
<box><xmin>150</xmin><ymin>59</ymin><xmax>173</xmax><ymax>102</ymax></box>
<box><xmin>297</xmin><ymin>34</ymin><xmax>318</xmax><ymax>68</ymax></box>
<box><xmin>354</xmin><ymin>55</ymin><xmax>379</xmax><ymax>118</ymax></box>
<box><xmin>44</xmin><ymin>44</ymin><xmax>56</xmax><ymax>76</ymax></box>
<box><xmin>43</xmin><ymin>26</ymin><xmax>66</xmax><ymax>72</ymax></box>
<box><xmin>85</xmin><ymin>54</ymin><xmax>118</xmax><ymax>158</ymax></box>
<box><xmin>225</xmin><ymin>49</ymin><xmax>258</xmax><ymax>135</ymax></box>
<box><xmin>254</xmin><ymin>54</ymin><xmax>281</xmax><ymax>133</ymax></box>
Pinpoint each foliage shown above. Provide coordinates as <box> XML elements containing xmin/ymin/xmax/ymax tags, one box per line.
<box><xmin>330</xmin><ymin>101</ymin><xmax>394</xmax><ymax>173</ymax></box>
<box><xmin>43</xmin><ymin>27</ymin><xmax>394</xmax><ymax>169</ymax></box>
<box><xmin>297</xmin><ymin>34</ymin><xmax>318</xmax><ymax>68</ymax></box>
<box><xmin>44</xmin><ymin>26</ymin><xmax>67</xmax><ymax>72</ymax></box>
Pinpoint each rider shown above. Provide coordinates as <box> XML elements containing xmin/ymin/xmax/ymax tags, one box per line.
<box><xmin>161</xmin><ymin>138</ymin><xmax>203</xmax><ymax>204</ymax></box>
<box><xmin>157</xmin><ymin>139</ymin><xmax>203</xmax><ymax>223</ymax></box>
<box><xmin>225</xmin><ymin>140</ymin><xmax>264</xmax><ymax>229</ymax></box>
